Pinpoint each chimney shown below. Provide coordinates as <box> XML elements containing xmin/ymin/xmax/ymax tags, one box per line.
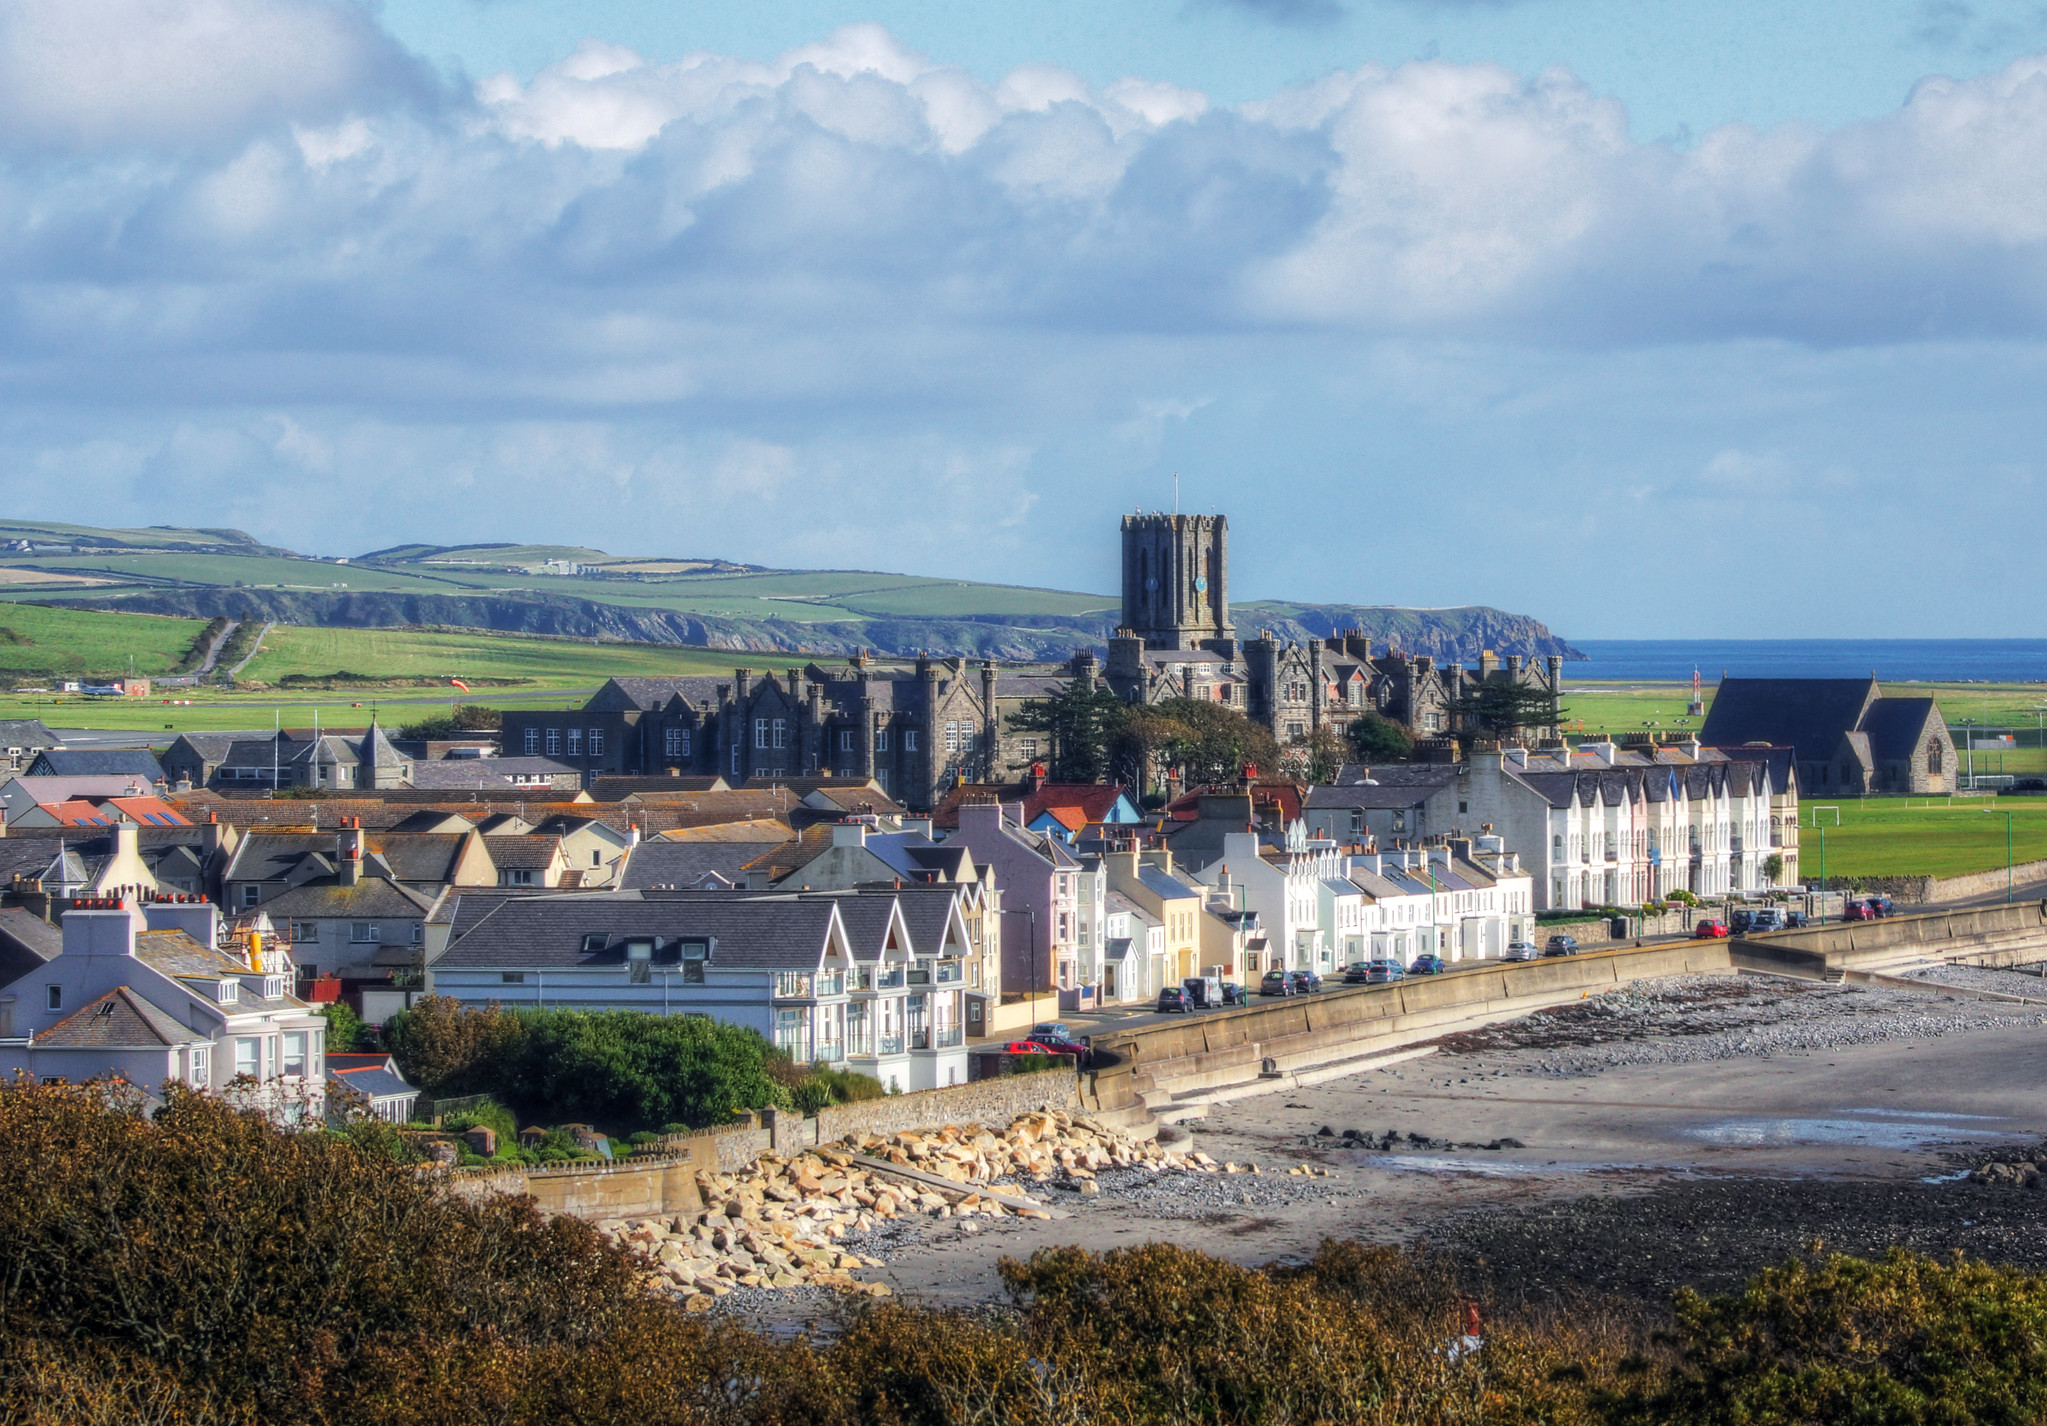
<box><xmin>832</xmin><ymin>819</ymin><xmax>869</xmax><ymax>848</ymax></box>
<box><xmin>113</xmin><ymin>824</ymin><xmax>138</xmax><ymax>865</ymax></box>
<box><xmin>63</xmin><ymin>894</ymin><xmax>144</xmax><ymax>959</ymax></box>
<box><xmin>627</xmin><ymin>823</ymin><xmax>642</xmax><ymax>848</ymax></box>
<box><xmin>339</xmin><ymin>821</ymin><xmax>364</xmax><ymax>887</ymax></box>
<box><xmin>143</xmin><ymin>894</ymin><xmax>220</xmax><ymax>949</ymax></box>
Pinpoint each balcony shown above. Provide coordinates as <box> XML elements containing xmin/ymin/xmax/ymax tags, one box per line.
<box><xmin>935</xmin><ymin>1026</ymin><xmax>963</xmax><ymax>1049</ymax></box>
<box><xmin>909</xmin><ymin>1029</ymin><xmax>929</xmax><ymax>1050</ymax></box>
<box><xmin>773</xmin><ymin>973</ymin><xmax>814</xmax><ymax>999</ymax></box>
<box><xmin>873</xmin><ymin>968</ymin><xmax>906</xmax><ymax>991</ymax></box>
<box><xmin>935</xmin><ymin>961</ymin><xmax>963</xmax><ymax>984</ymax></box>
<box><xmin>878</xmin><ymin>1035</ymin><xmax>905</xmax><ymax>1055</ymax></box>
<box><xmin>813</xmin><ymin>1039</ymin><xmax>844</xmax><ymax>1063</ymax></box>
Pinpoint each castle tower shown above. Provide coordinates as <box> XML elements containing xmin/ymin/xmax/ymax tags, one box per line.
<box><xmin>1120</xmin><ymin>513</ymin><xmax>1233</xmax><ymax>652</ymax></box>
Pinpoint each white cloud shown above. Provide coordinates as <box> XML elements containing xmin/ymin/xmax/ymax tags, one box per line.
<box><xmin>0</xmin><ymin>0</ymin><xmax>432</xmax><ymax>150</ymax></box>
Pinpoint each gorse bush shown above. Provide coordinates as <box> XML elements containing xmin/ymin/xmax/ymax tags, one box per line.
<box><xmin>4</xmin><ymin>1081</ymin><xmax>2041</xmax><ymax>1425</ymax></box>
<box><xmin>384</xmin><ymin>996</ymin><xmax>788</xmax><ymax>1131</ymax></box>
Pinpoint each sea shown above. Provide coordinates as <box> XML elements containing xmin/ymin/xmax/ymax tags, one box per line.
<box><xmin>1568</xmin><ymin>640</ymin><xmax>2047</xmax><ymax>685</ymax></box>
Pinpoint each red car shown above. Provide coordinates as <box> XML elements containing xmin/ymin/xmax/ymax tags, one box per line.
<box><xmin>1001</xmin><ymin>1040</ymin><xmax>1051</xmax><ymax>1054</ymax></box>
<box><xmin>1840</xmin><ymin>902</ymin><xmax>1874</xmax><ymax>922</ymax></box>
<box><xmin>1692</xmin><ymin>919</ymin><xmax>1730</xmax><ymax>939</ymax></box>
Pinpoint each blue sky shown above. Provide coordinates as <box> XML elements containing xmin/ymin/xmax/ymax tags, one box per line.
<box><xmin>0</xmin><ymin>1</ymin><xmax>2044</xmax><ymax>639</ymax></box>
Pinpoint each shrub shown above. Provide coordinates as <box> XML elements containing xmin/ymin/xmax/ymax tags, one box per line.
<box><xmin>317</xmin><ymin>1001</ymin><xmax>371</xmax><ymax>1052</ymax></box>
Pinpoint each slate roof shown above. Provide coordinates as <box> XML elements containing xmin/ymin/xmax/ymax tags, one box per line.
<box><xmin>437</xmin><ymin>894</ymin><xmax>846</xmax><ymax>971</ymax></box>
<box><xmin>38</xmin><ymin>987</ymin><xmax>205</xmax><ymax>1048</ymax></box>
<box><xmin>621</xmin><ymin>840</ymin><xmax>779</xmax><ymax>889</ymax></box>
<box><xmin>892</xmin><ymin>885</ymin><xmax>969</xmax><ymax>956</ymax></box>
<box><xmin>27</xmin><ymin>749</ymin><xmax>165</xmax><ymax>782</ymax></box>
<box><xmin>586</xmin><ymin>676</ymin><xmax>728</xmax><ymax>712</ymax></box>
<box><xmin>932</xmin><ymin>781</ymin><xmax>1137</xmax><ymax>831</ymax></box>
<box><xmin>0</xmin><ymin>906</ymin><xmax>60</xmax><ymax>991</ymax></box>
<box><xmin>659</xmin><ymin>818</ymin><xmax>793</xmax><ymax>842</ymax></box>
<box><xmin>1699</xmin><ymin>678</ymin><xmax>1882</xmax><ymax>758</ymax></box>
<box><xmin>0</xmin><ymin>719</ymin><xmax>58</xmax><ymax>750</ymax></box>
<box><xmin>329</xmin><ymin>1065</ymin><xmax>417</xmax><ymax>1101</ymax></box>
<box><xmin>1859</xmin><ymin>698</ymin><xmax>1944</xmax><ymax>762</ymax></box>
<box><xmin>255</xmin><ymin>879</ymin><xmax>435</xmax><ymax>920</ymax></box>
<box><xmin>484</xmin><ymin>836</ymin><xmax>564</xmax><ymax>870</ymax></box>
<box><xmin>1137</xmin><ymin>866</ymin><xmax>1201</xmax><ymax>901</ymax></box>
<box><xmin>1304</xmin><ymin>780</ymin><xmax>1448</xmax><ymax>810</ymax></box>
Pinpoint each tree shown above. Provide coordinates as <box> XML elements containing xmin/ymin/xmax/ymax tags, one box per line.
<box><xmin>1289</xmin><ymin>728</ymin><xmax>1352</xmax><ymax>785</ymax></box>
<box><xmin>1449</xmin><ymin>682</ymin><xmax>1564</xmax><ymax>740</ymax></box>
<box><xmin>1110</xmin><ymin>698</ymin><xmax>1282</xmax><ymax>796</ymax></box>
<box><xmin>383</xmin><ymin>995</ymin><xmax>523</xmax><ymax>1097</ymax></box>
<box><xmin>1010</xmin><ymin>680</ymin><xmax>1129</xmax><ymax>784</ymax></box>
<box><xmin>396</xmin><ymin>703</ymin><xmax>503</xmax><ymax>742</ymax></box>
<box><xmin>1347</xmin><ymin>711</ymin><xmax>1414</xmax><ymax>765</ymax></box>
<box><xmin>318</xmin><ymin>1001</ymin><xmax>372</xmax><ymax>1053</ymax></box>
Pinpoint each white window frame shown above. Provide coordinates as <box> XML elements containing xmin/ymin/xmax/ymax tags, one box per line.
<box><xmin>904</xmin><ymin>729</ymin><xmax>918</xmax><ymax>752</ymax></box>
<box><xmin>524</xmin><ymin>727</ymin><xmax>540</xmax><ymax>755</ymax></box>
<box><xmin>588</xmin><ymin>728</ymin><xmax>604</xmax><ymax>756</ymax></box>
<box><xmin>545</xmin><ymin>728</ymin><xmax>561</xmax><ymax>756</ymax></box>
<box><xmin>233</xmin><ymin>1037</ymin><xmax>260</xmax><ymax>1079</ymax></box>
<box><xmin>349</xmin><ymin>922</ymin><xmax>380</xmax><ymax>944</ymax></box>
<box><xmin>771</xmin><ymin>718</ymin><xmax>786</xmax><ymax>750</ymax></box>
<box><xmin>755</xmin><ymin>718</ymin><xmax>769</xmax><ymax>749</ymax></box>
<box><xmin>565</xmin><ymin>728</ymin><xmax>583</xmax><ymax>756</ymax></box>
<box><xmin>282</xmin><ymin>1030</ymin><xmax>307</xmax><ymax>1078</ymax></box>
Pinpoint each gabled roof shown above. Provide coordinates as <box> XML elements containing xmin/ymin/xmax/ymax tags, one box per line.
<box><xmin>0</xmin><ymin>906</ymin><xmax>60</xmax><ymax>990</ymax></box>
<box><xmin>1860</xmin><ymin>698</ymin><xmax>1944</xmax><ymax>762</ymax></box>
<box><xmin>484</xmin><ymin>836</ymin><xmax>564</xmax><ymax>870</ymax></box>
<box><xmin>329</xmin><ymin>1065</ymin><xmax>417</xmax><ymax>1101</ymax></box>
<box><xmin>585</xmin><ymin>676</ymin><xmax>728</xmax><ymax>713</ymax></box>
<box><xmin>622</xmin><ymin>840</ymin><xmax>780</xmax><ymax>890</ymax></box>
<box><xmin>1137</xmin><ymin>866</ymin><xmax>1201</xmax><ymax>901</ymax></box>
<box><xmin>436</xmin><ymin>893</ymin><xmax>847</xmax><ymax>971</ymax></box>
<box><xmin>0</xmin><ymin>719</ymin><xmax>58</xmax><ymax>749</ymax></box>
<box><xmin>39</xmin><ymin>987</ymin><xmax>206</xmax><ymax>1048</ymax></box>
<box><xmin>27</xmin><ymin>749</ymin><xmax>165</xmax><ymax>781</ymax></box>
<box><xmin>1699</xmin><ymin>678</ymin><xmax>1882</xmax><ymax>756</ymax></box>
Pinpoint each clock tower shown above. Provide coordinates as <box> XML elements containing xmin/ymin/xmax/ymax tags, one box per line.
<box><xmin>1119</xmin><ymin>512</ymin><xmax>1233</xmax><ymax>652</ymax></box>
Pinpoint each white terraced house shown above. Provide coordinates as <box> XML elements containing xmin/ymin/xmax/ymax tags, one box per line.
<box><xmin>428</xmin><ymin>883</ymin><xmax>976</xmax><ymax>1093</ymax></box>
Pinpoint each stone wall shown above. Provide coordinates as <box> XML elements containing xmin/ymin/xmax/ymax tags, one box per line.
<box><xmin>443</xmin><ymin>1148</ymin><xmax>713</xmax><ymax>1221</ymax></box>
<box><xmin>1857</xmin><ymin>858</ymin><xmax>2047</xmax><ymax>905</ymax></box>
<box><xmin>1732</xmin><ymin>900</ymin><xmax>2047</xmax><ymax>975</ymax></box>
<box><xmin>816</xmin><ymin>1068</ymin><xmax>1079</xmax><ymax>1144</ymax></box>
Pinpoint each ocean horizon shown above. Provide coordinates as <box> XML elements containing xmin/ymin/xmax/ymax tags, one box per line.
<box><xmin>1567</xmin><ymin>639</ymin><xmax>2047</xmax><ymax>684</ymax></box>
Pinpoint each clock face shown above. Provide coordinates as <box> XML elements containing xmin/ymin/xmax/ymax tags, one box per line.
<box><xmin>1194</xmin><ymin>576</ymin><xmax>1208</xmax><ymax>593</ymax></box>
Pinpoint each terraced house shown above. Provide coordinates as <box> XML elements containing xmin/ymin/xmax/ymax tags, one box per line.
<box><xmin>428</xmin><ymin>884</ymin><xmax>977</xmax><ymax>1092</ymax></box>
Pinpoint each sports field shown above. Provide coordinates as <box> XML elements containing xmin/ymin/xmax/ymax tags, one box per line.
<box><xmin>1797</xmin><ymin>796</ymin><xmax>2047</xmax><ymax>880</ymax></box>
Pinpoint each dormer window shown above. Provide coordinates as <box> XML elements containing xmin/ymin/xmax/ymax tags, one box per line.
<box><xmin>627</xmin><ymin>939</ymin><xmax>653</xmax><ymax>984</ymax></box>
<box><xmin>581</xmin><ymin>933</ymin><xmax>607</xmax><ymax>952</ymax></box>
<box><xmin>682</xmin><ymin>938</ymin><xmax>709</xmax><ymax>984</ymax></box>
<box><xmin>215</xmin><ymin>980</ymin><xmax>239</xmax><ymax>1004</ymax></box>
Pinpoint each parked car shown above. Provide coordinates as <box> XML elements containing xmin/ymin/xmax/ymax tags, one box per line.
<box><xmin>1024</xmin><ymin>1033</ymin><xmax>1093</xmax><ymax>1066</ymax></box>
<box><xmin>1287</xmin><ymin>970</ymin><xmax>1323</xmax><ymax>994</ymax></box>
<box><xmin>1503</xmin><ymin>941</ymin><xmax>1541</xmax><ymax>963</ymax></box>
<box><xmin>1840</xmin><ymin>901</ymin><xmax>1874</xmax><ymax>922</ymax></box>
<box><xmin>1747</xmin><ymin>908</ymin><xmax>1784</xmax><ymax>933</ymax></box>
<box><xmin>1156</xmin><ymin>987</ymin><xmax>1191</xmax><ymax>1013</ymax></box>
<box><xmin>1692</xmin><ymin>919</ymin><xmax>1730</xmax><ymax>939</ymax></box>
<box><xmin>1864</xmin><ymin>895</ymin><xmax>1894</xmax><ymax>918</ymax></box>
<box><xmin>1001</xmin><ymin>1040</ymin><xmax>1052</xmax><ymax>1054</ymax></box>
<box><xmin>1030</xmin><ymin>1022</ymin><xmax>1073</xmax><ymax>1041</ymax></box>
<box><xmin>1407</xmin><ymin>954</ymin><xmax>1448</xmax><ymax>976</ymax></box>
<box><xmin>1221</xmin><ymin>982</ymin><xmax>1247</xmax><ymax>1006</ymax></box>
<box><xmin>1783</xmin><ymin>909</ymin><xmax>1810</xmax><ymax>928</ymax></box>
<box><xmin>1364</xmin><ymin>959</ymin><xmax>1406</xmax><ymax>983</ymax></box>
<box><xmin>1544</xmin><ymin>934</ymin><xmax>1579</xmax><ymax>957</ymax></box>
<box><xmin>1258</xmin><ymin>970</ymin><xmax>1294</xmax><ymax>997</ymax></box>
<box><xmin>1182</xmin><ymin>976</ymin><xmax>1226</xmax><ymax>1010</ymax></box>
<box><xmin>1728</xmin><ymin>909</ymin><xmax>1755</xmax><ymax>935</ymax></box>
<box><xmin>1342</xmin><ymin>962</ymin><xmax>1374</xmax><ymax>984</ymax></box>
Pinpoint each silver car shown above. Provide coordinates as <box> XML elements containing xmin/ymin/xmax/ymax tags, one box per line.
<box><xmin>1502</xmin><ymin>941</ymin><xmax>1541</xmax><ymax>963</ymax></box>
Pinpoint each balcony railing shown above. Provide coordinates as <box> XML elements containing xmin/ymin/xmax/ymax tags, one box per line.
<box><xmin>774</xmin><ymin>973</ymin><xmax>813</xmax><ymax>999</ymax></box>
<box><xmin>847</xmin><ymin>1034</ymin><xmax>874</xmax><ymax>1057</ymax></box>
<box><xmin>907</xmin><ymin>966</ymin><xmax>930</xmax><ymax>986</ymax></box>
<box><xmin>874</xmin><ymin>969</ymin><xmax>906</xmax><ymax>990</ymax></box>
<box><xmin>909</xmin><ymin>1029</ymin><xmax>929</xmax><ymax>1050</ymax></box>
<box><xmin>813</xmin><ymin>1039</ymin><xmax>844</xmax><ymax>1063</ymax></box>
<box><xmin>935</xmin><ymin>962</ymin><xmax>962</xmax><ymax>983</ymax></box>
<box><xmin>935</xmin><ymin>1026</ymin><xmax>963</xmax><ymax>1048</ymax></box>
<box><xmin>878</xmin><ymin>1035</ymin><xmax>904</xmax><ymax>1055</ymax></box>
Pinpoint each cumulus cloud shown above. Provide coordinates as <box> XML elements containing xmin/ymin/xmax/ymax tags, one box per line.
<box><xmin>0</xmin><ymin>0</ymin><xmax>435</xmax><ymax>150</ymax></box>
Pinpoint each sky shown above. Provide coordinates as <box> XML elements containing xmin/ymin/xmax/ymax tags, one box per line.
<box><xmin>2</xmin><ymin>2</ymin><xmax>2045</xmax><ymax>639</ymax></box>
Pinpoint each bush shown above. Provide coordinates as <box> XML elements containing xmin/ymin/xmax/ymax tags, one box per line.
<box><xmin>439</xmin><ymin>1099</ymin><xmax>517</xmax><ymax>1149</ymax></box>
<box><xmin>384</xmin><ymin>997</ymin><xmax>789</xmax><ymax>1132</ymax></box>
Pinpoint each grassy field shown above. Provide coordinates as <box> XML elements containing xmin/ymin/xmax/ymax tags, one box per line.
<box><xmin>0</xmin><ymin>605</ymin><xmax>208</xmax><ymax>680</ymax></box>
<box><xmin>238</xmin><ymin>625</ymin><xmax>747</xmax><ymax>686</ymax></box>
<box><xmin>1797</xmin><ymin>796</ymin><xmax>2047</xmax><ymax>880</ymax></box>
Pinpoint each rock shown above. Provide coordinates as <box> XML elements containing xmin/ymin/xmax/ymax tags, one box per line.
<box><xmin>1077</xmin><ymin>1180</ymin><xmax>1101</xmax><ymax>1196</ymax></box>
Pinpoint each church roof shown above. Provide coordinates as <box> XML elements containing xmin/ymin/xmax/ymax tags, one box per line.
<box><xmin>1700</xmin><ymin>678</ymin><xmax>1881</xmax><ymax>757</ymax></box>
<box><xmin>1859</xmin><ymin>698</ymin><xmax>1944</xmax><ymax>762</ymax></box>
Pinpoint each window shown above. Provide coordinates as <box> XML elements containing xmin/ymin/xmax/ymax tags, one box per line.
<box><xmin>839</xmin><ymin>730</ymin><xmax>854</xmax><ymax>752</ymax></box>
<box><xmin>350</xmin><ymin>922</ymin><xmax>379</xmax><ymax>943</ymax></box>
<box><xmin>904</xmin><ymin>729</ymin><xmax>918</xmax><ymax>752</ymax></box>
<box><xmin>1350</xmin><ymin>809</ymin><xmax>1365</xmax><ymax>835</ymax></box>
<box><xmin>502</xmin><ymin>972</ymin><xmax>526</xmax><ymax>984</ymax></box>
<box><xmin>524</xmin><ymin>727</ymin><xmax>540</xmax><ymax>754</ymax></box>
<box><xmin>1219</xmin><ymin>685</ymin><xmax>1233</xmax><ymax>703</ymax></box>
<box><xmin>188</xmin><ymin>1048</ymin><xmax>208</xmax><ymax>1087</ymax></box>
<box><xmin>240</xmin><ymin>884</ymin><xmax>260</xmax><ymax>908</ymax></box>
<box><xmin>45</xmin><ymin>985</ymin><xmax>60</xmax><ymax>1011</ymax></box>
<box><xmin>234</xmin><ymin>1037</ymin><xmax>260</xmax><ymax>1079</ymax></box>
<box><xmin>1286</xmin><ymin>722</ymin><xmax>1305</xmax><ymax>739</ymax></box>
<box><xmin>588</xmin><ymin>728</ymin><xmax>604</xmax><ymax>756</ymax></box>
<box><xmin>731</xmin><ymin>745</ymin><xmax>742</xmax><ymax>776</ymax></box>
<box><xmin>945</xmin><ymin>720</ymin><xmax>959</xmax><ymax>753</ymax></box>
<box><xmin>566</xmin><ymin>728</ymin><xmax>583</xmax><ymax>756</ymax></box>
<box><xmin>546</xmin><ymin>728</ymin><xmax>561</xmax><ymax>756</ymax></box>
<box><xmin>627</xmin><ymin>940</ymin><xmax>652</xmax><ymax>984</ymax></box>
<box><xmin>293</xmin><ymin>921</ymin><xmax>318</xmax><ymax>943</ymax></box>
<box><xmin>754</xmin><ymin>718</ymin><xmax>768</xmax><ymax>749</ymax></box>
<box><xmin>774</xmin><ymin>718</ymin><xmax>789</xmax><ymax>749</ymax></box>
<box><xmin>411</xmin><ymin>923</ymin><xmax>424</xmax><ymax>944</ymax></box>
<box><xmin>682</xmin><ymin>938</ymin><xmax>708</xmax><ymax>984</ymax></box>
<box><xmin>876</xmin><ymin>728</ymin><xmax>890</xmax><ymax>752</ymax></box>
<box><xmin>1928</xmin><ymin>738</ymin><xmax>1944</xmax><ymax>774</ymax></box>
<box><xmin>665</xmin><ymin>726</ymin><xmax>687</xmax><ymax>757</ymax></box>
<box><xmin>500</xmin><ymin>868</ymin><xmax>536</xmax><ymax>886</ymax></box>
<box><xmin>282</xmin><ymin>1031</ymin><xmax>307</xmax><ymax>1077</ymax></box>
<box><xmin>1020</xmin><ymin>738</ymin><xmax>1039</xmax><ymax>760</ymax></box>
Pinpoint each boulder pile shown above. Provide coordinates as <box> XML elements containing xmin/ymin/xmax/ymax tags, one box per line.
<box><xmin>602</xmin><ymin>1109</ymin><xmax>1247</xmax><ymax>1305</ymax></box>
<box><xmin>1970</xmin><ymin>1157</ymin><xmax>2047</xmax><ymax>1189</ymax></box>
<box><xmin>842</xmin><ymin>1108</ymin><xmax>1251</xmax><ymax>1186</ymax></box>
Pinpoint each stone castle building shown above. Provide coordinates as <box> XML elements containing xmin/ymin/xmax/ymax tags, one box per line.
<box><xmin>499</xmin><ymin>509</ymin><xmax>1563</xmax><ymax>809</ymax></box>
<box><xmin>1068</xmin><ymin>511</ymin><xmax>1563</xmax><ymax>750</ymax></box>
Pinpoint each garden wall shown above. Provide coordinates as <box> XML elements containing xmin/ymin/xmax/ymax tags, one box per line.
<box><xmin>815</xmin><ymin>1069</ymin><xmax>1078</xmax><ymax>1144</ymax></box>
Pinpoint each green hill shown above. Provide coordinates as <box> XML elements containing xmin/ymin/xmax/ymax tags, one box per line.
<box><xmin>0</xmin><ymin>526</ymin><xmax>1581</xmax><ymax>667</ymax></box>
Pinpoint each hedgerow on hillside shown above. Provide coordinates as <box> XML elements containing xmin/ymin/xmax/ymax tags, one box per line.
<box><xmin>3</xmin><ymin>1079</ymin><xmax>2043</xmax><ymax>1425</ymax></box>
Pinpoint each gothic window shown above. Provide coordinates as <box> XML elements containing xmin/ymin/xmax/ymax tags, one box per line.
<box><xmin>1927</xmin><ymin>738</ymin><xmax>1944</xmax><ymax>774</ymax></box>
<box><xmin>839</xmin><ymin>730</ymin><xmax>854</xmax><ymax>752</ymax></box>
<box><xmin>771</xmin><ymin>718</ymin><xmax>786</xmax><ymax>750</ymax></box>
<box><xmin>876</xmin><ymin>728</ymin><xmax>890</xmax><ymax>753</ymax></box>
<box><xmin>904</xmin><ymin>730</ymin><xmax>918</xmax><ymax>752</ymax></box>
<box><xmin>945</xmin><ymin>720</ymin><xmax>959</xmax><ymax>754</ymax></box>
<box><xmin>754</xmin><ymin>718</ymin><xmax>769</xmax><ymax>749</ymax></box>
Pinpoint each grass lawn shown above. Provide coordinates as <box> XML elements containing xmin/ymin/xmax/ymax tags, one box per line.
<box><xmin>1797</xmin><ymin>796</ymin><xmax>2047</xmax><ymax>880</ymax></box>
